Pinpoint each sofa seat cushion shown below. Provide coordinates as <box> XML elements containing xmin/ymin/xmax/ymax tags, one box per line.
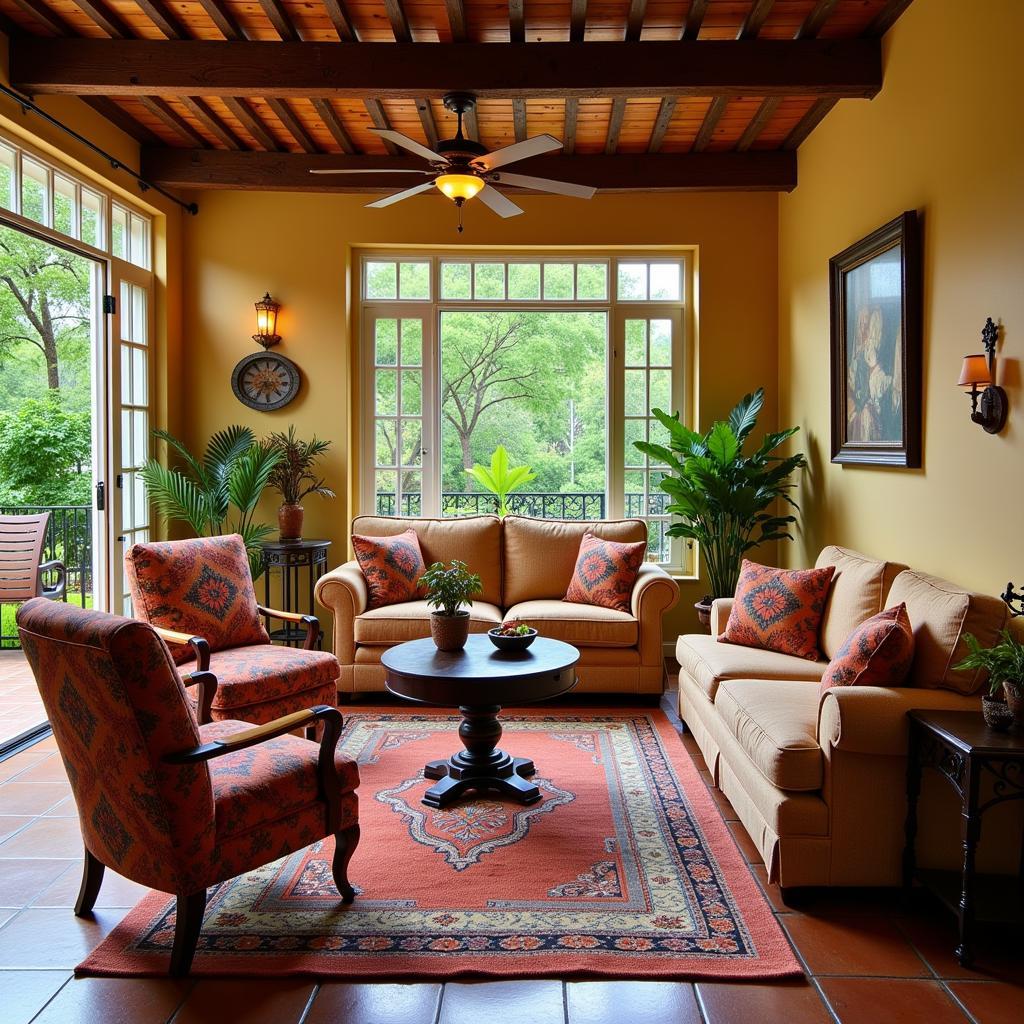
<box><xmin>714</xmin><ymin>679</ymin><xmax>823</xmax><ymax>792</ymax></box>
<box><xmin>354</xmin><ymin>600</ymin><xmax>503</xmax><ymax>645</ymax></box>
<box><xmin>504</xmin><ymin>599</ymin><xmax>638</xmax><ymax>647</ymax></box>
<box><xmin>676</xmin><ymin>633</ymin><xmax>826</xmax><ymax>703</ymax></box>
<box><xmin>203</xmin><ymin>645</ymin><xmax>340</xmax><ymax>711</ymax></box>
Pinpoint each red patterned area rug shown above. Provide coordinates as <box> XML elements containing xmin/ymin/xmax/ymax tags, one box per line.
<box><xmin>79</xmin><ymin>707</ymin><xmax>800</xmax><ymax>980</ymax></box>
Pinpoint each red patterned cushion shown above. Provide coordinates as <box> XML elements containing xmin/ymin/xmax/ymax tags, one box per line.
<box><xmin>125</xmin><ymin>535</ymin><xmax>268</xmax><ymax>662</ymax></box>
<box><xmin>720</xmin><ymin>560</ymin><xmax>836</xmax><ymax>660</ymax></box>
<box><xmin>564</xmin><ymin>532</ymin><xmax>646</xmax><ymax>613</ymax></box>
<box><xmin>819</xmin><ymin>603</ymin><xmax>915</xmax><ymax>694</ymax></box>
<box><xmin>205</xmin><ymin>645</ymin><xmax>339</xmax><ymax>713</ymax></box>
<box><xmin>352</xmin><ymin>528</ymin><xmax>427</xmax><ymax>609</ymax></box>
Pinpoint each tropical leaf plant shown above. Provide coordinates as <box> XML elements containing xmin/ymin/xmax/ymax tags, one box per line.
<box><xmin>633</xmin><ymin>387</ymin><xmax>807</xmax><ymax>599</ymax></box>
<box><xmin>955</xmin><ymin>630</ymin><xmax>1024</xmax><ymax>697</ymax></box>
<box><xmin>465</xmin><ymin>445</ymin><xmax>537</xmax><ymax>517</ymax></box>
<box><xmin>140</xmin><ymin>426</ymin><xmax>282</xmax><ymax>579</ymax></box>
<box><xmin>266</xmin><ymin>425</ymin><xmax>336</xmax><ymax>506</ymax></box>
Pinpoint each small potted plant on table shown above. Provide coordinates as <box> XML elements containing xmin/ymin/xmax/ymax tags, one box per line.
<box><xmin>956</xmin><ymin>630</ymin><xmax>1024</xmax><ymax>731</ymax></box>
<box><xmin>421</xmin><ymin>559</ymin><xmax>483</xmax><ymax>652</ymax></box>
<box><xmin>266</xmin><ymin>426</ymin><xmax>335</xmax><ymax>541</ymax></box>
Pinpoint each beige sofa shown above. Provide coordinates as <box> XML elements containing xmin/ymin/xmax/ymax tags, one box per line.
<box><xmin>677</xmin><ymin>545</ymin><xmax>1020</xmax><ymax>890</ymax></box>
<box><xmin>315</xmin><ymin>514</ymin><xmax>680</xmax><ymax>697</ymax></box>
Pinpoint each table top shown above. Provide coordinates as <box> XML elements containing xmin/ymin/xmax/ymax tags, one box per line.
<box><xmin>260</xmin><ymin>538</ymin><xmax>332</xmax><ymax>552</ymax></box>
<box><xmin>909</xmin><ymin>709</ymin><xmax>1024</xmax><ymax>756</ymax></box>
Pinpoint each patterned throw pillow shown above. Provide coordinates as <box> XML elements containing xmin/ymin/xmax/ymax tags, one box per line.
<box><xmin>564</xmin><ymin>532</ymin><xmax>646</xmax><ymax>613</ymax></box>
<box><xmin>352</xmin><ymin>529</ymin><xmax>427</xmax><ymax>609</ymax></box>
<box><xmin>720</xmin><ymin>560</ymin><xmax>836</xmax><ymax>661</ymax></box>
<box><xmin>819</xmin><ymin>603</ymin><xmax>915</xmax><ymax>694</ymax></box>
<box><xmin>124</xmin><ymin>535</ymin><xmax>269</xmax><ymax>663</ymax></box>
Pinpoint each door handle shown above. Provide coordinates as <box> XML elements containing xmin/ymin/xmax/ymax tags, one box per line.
<box><xmin>95</xmin><ymin>481</ymin><xmax>105</xmax><ymax>511</ymax></box>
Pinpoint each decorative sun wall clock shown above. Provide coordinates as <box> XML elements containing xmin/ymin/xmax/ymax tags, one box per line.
<box><xmin>231</xmin><ymin>293</ymin><xmax>301</xmax><ymax>411</ymax></box>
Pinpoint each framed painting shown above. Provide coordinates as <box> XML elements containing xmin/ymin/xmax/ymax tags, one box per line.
<box><xmin>829</xmin><ymin>211</ymin><xmax>921</xmax><ymax>467</ymax></box>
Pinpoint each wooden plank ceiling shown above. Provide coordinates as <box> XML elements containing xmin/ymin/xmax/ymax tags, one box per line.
<box><xmin>0</xmin><ymin>0</ymin><xmax>914</xmax><ymax>192</ymax></box>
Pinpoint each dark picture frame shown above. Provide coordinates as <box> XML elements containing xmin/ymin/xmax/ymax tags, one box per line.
<box><xmin>829</xmin><ymin>211</ymin><xmax>921</xmax><ymax>467</ymax></box>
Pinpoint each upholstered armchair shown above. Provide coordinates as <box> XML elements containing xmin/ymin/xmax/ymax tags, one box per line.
<box><xmin>16</xmin><ymin>598</ymin><xmax>360</xmax><ymax>976</ymax></box>
<box><xmin>124</xmin><ymin>535</ymin><xmax>339</xmax><ymax>731</ymax></box>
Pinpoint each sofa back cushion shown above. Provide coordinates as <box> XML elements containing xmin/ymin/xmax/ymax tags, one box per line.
<box><xmin>814</xmin><ymin>545</ymin><xmax>908</xmax><ymax>660</ymax></box>
<box><xmin>886</xmin><ymin>569</ymin><xmax>1009</xmax><ymax>694</ymax></box>
<box><xmin>350</xmin><ymin>515</ymin><xmax>502</xmax><ymax>606</ymax></box>
<box><xmin>502</xmin><ymin>516</ymin><xmax>647</xmax><ymax>606</ymax></box>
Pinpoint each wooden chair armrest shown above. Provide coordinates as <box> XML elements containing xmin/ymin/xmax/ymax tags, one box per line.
<box><xmin>152</xmin><ymin>626</ymin><xmax>211</xmax><ymax>671</ymax></box>
<box><xmin>179</xmin><ymin>670</ymin><xmax>219</xmax><ymax>725</ymax></box>
<box><xmin>257</xmin><ymin>605</ymin><xmax>320</xmax><ymax>649</ymax></box>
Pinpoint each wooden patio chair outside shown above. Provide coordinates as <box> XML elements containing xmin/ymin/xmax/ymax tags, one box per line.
<box><xmin>0</xmin><ymin>513</ymin><xmax>67</xmax><ymax>612</ymax></box>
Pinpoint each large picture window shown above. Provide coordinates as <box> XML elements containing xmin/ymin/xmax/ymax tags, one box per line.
<box><xmin>360</xmin><ymin>252</ymin><xmax>691</xmax><ymax>570</ymax></box>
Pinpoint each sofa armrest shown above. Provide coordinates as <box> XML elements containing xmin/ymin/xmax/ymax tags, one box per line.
<box><xmin>710</xmin><ymin>598</ymin><xmax>734</xmax><ymax>636</ymax></box>
<box><xmin>819</xmin><ymin>685</ymin><xmax>980</xmax><ymax>757</ymax></box>
<box><xmin>631</xmin><ymin>563</ymin><xmax>680</xmax><ymax>665</ymax></box>
<box><xmin>314</xmin><ymin>561</ymin><xmax>368</xmax><ymax>667</ymax></box>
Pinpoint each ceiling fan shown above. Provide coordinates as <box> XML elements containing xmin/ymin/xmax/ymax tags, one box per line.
<box><xmin>311</xmin><ymin>93</ymin><xmax>596</xmax><ymax>231</ymax></box>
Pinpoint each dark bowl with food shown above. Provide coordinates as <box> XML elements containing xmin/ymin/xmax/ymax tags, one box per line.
<box><xmin>487</xmin><ymin>626</ymin><xmax>538</xmax><ymax>652</ymax></box>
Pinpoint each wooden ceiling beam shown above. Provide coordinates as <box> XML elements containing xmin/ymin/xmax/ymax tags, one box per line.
<box><xmin>383</xmin><ymin>0</ymin><xmax>412</xmax><ymax>43</ymax></box>
<box><xmin>509</xmin><ymin>0</ymin><xmax>524</xmax><ymax>43</ymax></box>
<box><xmin>82</xmin><ymin>97</ymin><xmax>162</xmax><ymax>146</ymax></box>
<box><xmin>512</xmin><ymin>98</ymin><xmax>527</xmax><ymax>142</ymax></box>
<box><xmin>138</xmin><ymin>96</ymin><xmax>208</xmax><ymax>147</ymax></box>
<box><xmin>415</xmin><ymin>98</ymin><xmax>439</xmax><ymax>149</ymax></box>
<box><xmin>625</xmin><ymin>0</ymin><xmax>645</xmax><ymax>41</ymax></box>
<box><xmin>142</xmin><ymin>148</ymin><xmax>798</xmax><ymax>192</ymax></box>
<box><xmin>692</xmin><ymin>96</ymin><xmax>728</xmax><ymax>152</ymax></box>
<box><xmin>195</xmin><ymin>0</ymin><xmax>242</xmax><ymax>40</ymax></box>
<box><xmin>570</xmin><ymin>0</ymin><xmax>587</xmax><ymax>42</ymax></box>
<box><xmin>796</xmin><ymin>0</ymin><xmax>838</xmax><ymax>40</ymax></box>
<box><xmin>737</xmin><ymin>0</ymin><xmax>774</xmax><ymax>40</ymax></box>
<box><xmin>782</xmin><ymin>96</ymin><xmax>836</xmax><ymax>148</ymax></box>
<box><xmin>364</xmin><ymin>98</ymin><xmax>400</xmax><ymax>155</ymax></box>
<box><xmin>13</xmin><ymin>39</ymin><xmax>883</xmax><ymax>100</ymax></box>
<box><xmin>12</xmin><ymin>0</ymin><xmax>74</xmax><ymax>35</ymax></box>
<box><xmin>605</xmin><ymin>97</ymin><xmax>625</xmax><ymax>154</ymax></box>
<box><xmin>179</xmin><ymin>96</ymin><xmax>244</xmax><ymax>148</ymax></box>
<box><xmin>313</xmin><ymin>98</ymin><xmax>356</xmax><ymax>154</ymax></box>
<box><xmin>134</xmin><ymin>0</ymin><xmax>189</xmax><ymax>39</ymax></box>
<box><xmin>682</xmin><ymin>0</ymin><xmax>707</xmax><ymax>41</ymax></box>
<box><xmin>647</xmin><ymin>97</ymin><xmax>676</xmax><ymax>153</ymax></box>
<box><xmin>445</xmin><ymin>0</ymin><xmax>466</xmax><ymax>42</ymax></box>
<box><xmin>73</xmin><ymin>0</ymin><xmax>130</xmax><ymax>38</ymax></box>
<box><xmin>322</xmin><ymin>0</ymin><xmax>357</xmax><ymax>42</ymax></box>
<box><xmin>258</xmin><ymin>0</ymin><xmax>299</xmax><ymax>41</ymax></box>
<box><xmin>562</xmin><ymin>98</ymin><xmax>578</xmax><ymax>155</ymax></box>
<box><xmin>223</xmin><ymin>97</ymin><xmax>280</xmax><ymax>150</ymax></box>
<box><xmin>867</xmin><ymin>0</ymin><xmax>914</xmax><ymax>37</ymax></box>
<box><xmin>266</xmin><ymin>97</ymin><xmax>319</xmax><ymax>153</ymax></box>
<box><xmin>735</xmin><ymin>95</ymin><xmax>779</xmax><ymax>150</ymax></box>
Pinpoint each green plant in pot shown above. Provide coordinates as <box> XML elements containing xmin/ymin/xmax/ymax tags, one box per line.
<box><xmin>955</xmin><ymin>630</ymin><xmax>1024</xmax><ymax>731</ymax></box>
<box><xmin>466</xmin><ymin>445</ymin><xmax>536</xmax><ymax>517</ymax></box>
<box><xmin>633</xmin><ymin>388</ymin><xmax>806</xmax><ymax>628</ymax></box>
<box><xmin>266</xmin><ymin>426</ymin><xmax>336</xmax><ymax>541</ymax></box>
<box><xmin>421</xmin><ymin>559</ymin><xmax>483</xmax><ymax>652</ymax></box>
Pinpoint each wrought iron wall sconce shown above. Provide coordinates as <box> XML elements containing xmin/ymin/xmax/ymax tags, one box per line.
<box><xmin>1003</xmin><ymin>582</ymin><xmax>1024</xmax><ymax>618</ymax></box>
<box><xmin>253</xmin><ymin>293</ymin><xmax>282</xmax><ymax>349</ymax></box>
<box><xmin>957</xmin><ymin>317</ymin><xmax>1008</xmax><ymax>434</ymax></box>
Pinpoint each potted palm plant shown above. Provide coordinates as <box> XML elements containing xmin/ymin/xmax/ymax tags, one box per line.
<box><xmin>955</xmin><ymin>630</ymin><xmax>1024</xmax><ymax>731</ymax></box>
<box><xmin>421</xmin><ymin>559</ymin><xmax>482</xmax><ymax>652</ymax></box>
<box><xmin>634</xmin><ymin>388</ymin><xmax>806</xmax><ymax>628</ymax></box>
<box><xmin>266</xmin><ymin>426</ymin><xmax>336</xmax><ymax>541</ymax></box>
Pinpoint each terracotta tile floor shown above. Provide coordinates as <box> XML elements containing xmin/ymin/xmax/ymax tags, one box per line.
<box><xmin>0</xmin><ymin>652</ymin><xmax>48</xmax><ymax>753</ymax></box>
<box><xmin>0</xmin><ymin>664</ymin><xmax>1019</xmax><ymax>1023</ymax></box>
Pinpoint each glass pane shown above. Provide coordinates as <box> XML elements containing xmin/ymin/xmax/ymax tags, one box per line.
<box><xmin>624</xmin><ymin>320</ymin><xmax>647</xmax><ymax>365</ymax></box>
<box><xmin>508</xmin><ymin>262</ymin><xmax>540</xmax><ymax>300</ymax></box>
<box><xmin>133</xmin><ymin>471</ymin><xmax>148</xmax><ymax>528</ymax></box>
<box><xmin>401</xmin><ymin>369</ymin><xmax>421</xmax><ymax>415</ymax></box>
<box><xmin>129</xmin><ymin>213</ymin><xmax>149</xmax><ymax>269</ymax></box>
<box><xmin>617</xmin><ymin>262</ymin><xmax>647</xmax><ymax>300</ymax></box>
<box><xmin>624</xmin><ymin>368</ymin><xmax>647</xmax><ymax>416</ymax></box>
<box><xmin>0</xmin><ymin>145</ymin><xmax>15</xmax><ymax>210</ymax></box>
<box><xmin>400</xmin><ymin>420</ymin><xmax>423</xmax><ymax>466</ymax></box>
<box><xmin>624</xmin><ymin>471</ymin><xmax>644</xmax><ymax>518</ymax></box>
<box><xmin>624</xmin><ymin>419</ymin><xmax>646</xmax><ymax>462</ymax></box>
<box><xmin>375</xmin><ymin>420</ymin><xmax>397</xmax><ymax>466</ymax></box>
<box><xmin>81</xmin><ymin>189</ymin><xmax>103</xmax><ymax>248</ymax></box>
<box><xmin>111</xmin><ymin>204</ymin><xmax>128</xmax><ymax>260</ymax></box>
<box><xmin>400</xmin><ymin>480</ymin><xmax>422</xmax><ymax>516</ymax></box>
<box><xmin>121</xmin><ymin>410</ymin><xmax>133</xmax><ymax>469</ymax></box>
<box><xmin>374</xmin><ymin>319</ymin><xmax>398</xmax><ymax>365</ymax></box>
<box><xmin>121</xmin><ymin>469</ymin><xmax>134</xmax><ymax>523</ymax></box>
<box><xmin>120</xmin><ymin>282</ymin><xmax>131</xmax><ymax>341</ymax></box>
<box><xmin>543</xmin><ymin>263</ymin><xmax>574</xmax><ymax>300</ymax></box>
<box><xmin>399</xmin><ymin>261</ymin><xmax>430</xmax><ymax>299</ymax></box>
<box><xmin>576</xmin><ymin>262</ymin><xmax>607</xmax><ymax>300</ymax></box>
<box><xmin>132</xmin><ymin>411</ymin><xmax>147</xmax><ymax>468</ymax></box>
<box><xmin>650</xmin><ymin>262</ymin><xmax>681</xmax><ymax>301</ymax></box>
<box><xmin>120</xmin><ymin>348</ymin><xmax>133</xmax><ymax>404</ymax></box>
<box><xmin>21</xmin><ymin>157</ymin><xmax>48</xmax><ymax>225</ymax></box>
<box><xmin>649</xmin><ymin>368</ymin><xmax>671</xmax><ymax>412</ymax></box>
<box><xmin>375</xmin><ymin>470</ymin><xmax>397</xmax><ymax>515</ymax></box>
<box><xmin>647</xmin><ymin>518</ymin><xmax>668</xmax><ymax>562</ymax></box>
<box><xmin>399</xmin><ymin>319</ymin><xmax>422</xmax><ymax>365</ymax></box>
<box><xmin>650</xmin><ymin>319</ymin><xmax>672</xmax><ymax>365</ymax></box>
<box><xmin>474</xmin><ymin>263</ymin><xmax>505</xmax><ymax>300</ymax></box>
<box><xmin>441</xmin><ymin>261</ymin><xmax>471</xmax><ymax>299</ymax></box>
<box><xmin>365</xmin><ymin>260</ymin><xmax>397</xmax><ymax>298</ymax></box>
<box><xmin>375</xmin><ymin>369</ymin><xmax>397</xmax><ymax>415</ymax></box>
<box><xmin>132</xmin><ymin>347</ymin><xmax>148</xmax><ymax>405</ymax></box>
<box><xmin>54</xmin><ymin>175</ymin><xmax>76</xmax><ymax>236</ymax></box>
<box><xmin>648</xmin><ymin>417</ymin><xmax>670</xmax><ymax>464</ymax></box>
<box><xmin>131</xmin><ymin>284</ymin><xmax>147</xmax><ymax>345</ymax></box>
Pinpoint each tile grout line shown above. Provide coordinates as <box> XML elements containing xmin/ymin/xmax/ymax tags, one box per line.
<box><xmin>296</xmin><ymin>981</ymin><xmax>321</xmax><ymax>1024</ymax></box>
<box><xmin>434</xmin><ymin>980</ymin><xmax>446</xmax><ymax>1024</ymax></box>
<box><xmin>164</xmin><ymin>978</ymin><xmax>199</xmax><ymax>1024</ymax></box>
<box><xmin>939</xmin><ymin>980</ymin><xmax>981</xmax><ymax>1024</ymax></box>
<box><xmin>561</xmin><ymin>979</ymin><xmax>568</xmax><ymax>1024</ymax></box>
<box><xmin>24</xmin><ymin>971</ymin><xmax>75</xmax><ymax>1024</ymax></box>
<box><xmin>809</xmin><ymin>975</ymin><xmax>843</xmax><ymax>1024</ymax></box>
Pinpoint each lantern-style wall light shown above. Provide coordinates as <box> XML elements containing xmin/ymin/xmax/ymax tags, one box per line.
<box><xmin>957</xmin><ymin>317</ymin><xmax>1007</xmax><ymax>434</ymax></box>
<box><xmin>253</xmin><ymin>293</ymin><xmax>281</xmax><ymax>349</ymax></box>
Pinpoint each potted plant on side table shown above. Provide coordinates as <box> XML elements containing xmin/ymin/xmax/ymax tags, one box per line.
<box><xmin>421</xmin><ymin>559</ymin><xmax>483</xmax><ymax>652</ymax></box>
<box><xmin>266</xmin><ymin>426</ymin><xmax>336</xmax><ymax>542</ymax></box>
<box><xmin>956</xmin><ymin>630</ymin><xmax>1024</xmax><ymax>731</ymax></box>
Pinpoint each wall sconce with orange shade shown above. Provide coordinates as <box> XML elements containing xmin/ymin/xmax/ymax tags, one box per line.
<box><xmin>253</xmin><ymin>292</ymin><xmax>281</xmax><ymax>349</ymax></box>
<box><xmin>957</xmin><ymin>317</ymin><xmax>1007</xmax><ymax>434</ymax></box>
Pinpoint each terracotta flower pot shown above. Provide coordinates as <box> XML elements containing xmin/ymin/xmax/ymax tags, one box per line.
<box><xmin>982</xmin><ymin>694</ymin><xmax>1015</xmax><ymax>732</ymax></box>
<box><xmin>1003</xmin><ymin>679</ymin><xmax>1024</xmax><ymax>727</ymax></box>
<box><xmin>431</xmin><ymin>610</ymin><xmax>470</xmax><ymax>652</ymax></box>
<box><xmin>278</xmin><ymin>503</ymin><xmax>304</xmax><ymax>541</ymax></box>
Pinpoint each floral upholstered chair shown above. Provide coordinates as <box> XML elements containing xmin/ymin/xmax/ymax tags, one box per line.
<box><xmin>16</xmin><ymin>598</ymin><xmax>360</xmax><ymax>976</ymax></box>
<box><xmin>124</xmin><ymin>535</ymin><xmax>339</xmax><ymax>732</ymax></box>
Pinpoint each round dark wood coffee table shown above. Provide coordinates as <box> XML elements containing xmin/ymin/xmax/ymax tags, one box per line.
<box><xmin>381</xmin><ymin>635</ymin><xmax>579</xmax><ymax>809</ymax></box>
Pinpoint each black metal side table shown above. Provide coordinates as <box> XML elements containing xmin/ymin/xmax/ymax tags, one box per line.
<box><xmin>903</xmin><ymin>709</ymin><xmax>1024</xmax><ymax>966</ymax></box>
<box><xmin>260</xmin><ymin>539</ymin><xmax>331</xmax><ymax>648</ymax></box>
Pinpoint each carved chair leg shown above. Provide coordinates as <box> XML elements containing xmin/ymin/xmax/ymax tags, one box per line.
<box><xmin>332</xmin><ymin>823</ymin><xmax>360</xmax><ymax>903</ymax></box>
<box><xmin>169</xmin><ymin>889</ymin><xmax>207</xmax><ymax>977</ymax></box>
<box><xmin>74</xmin><ymin>849</ymin><xmax>106</xmax><ymax>917</ymax></box>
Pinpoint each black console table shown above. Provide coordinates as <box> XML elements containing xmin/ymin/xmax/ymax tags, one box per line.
<box><xmin>260</xmin><ymin>539</ymin><xmax>330</xmax><ymax>648</ymax></box>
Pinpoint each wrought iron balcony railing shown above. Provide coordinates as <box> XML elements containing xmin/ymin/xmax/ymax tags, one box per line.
<box><xmin>374</xmin><ymin>492</ymin><xmax>670</xmax><ymax>519</ymax></box>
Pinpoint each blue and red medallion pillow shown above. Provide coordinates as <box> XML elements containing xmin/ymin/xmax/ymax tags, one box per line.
<box><xmin>124</xmin><ymin>534</ymin><xmax>269</xmax><ymax>663</ymax></box>
<box><xmin>720</xmin><ymin>560</ymin><xmax>836</xmax><ymax>661</ymax></box>
<box><xmin>352</xmin><ymin>528</ymin><xmax>427</xmax><ymax>609</ymax></box>
<box><xmin>819</xmin><ymin>603</ymin><xmax>915</xmax><ymax>695</ymax></box>
<box><xmin>564</xmin><ymin>531</ymin><xmax>646</xmax><ymax>613</ymax></box>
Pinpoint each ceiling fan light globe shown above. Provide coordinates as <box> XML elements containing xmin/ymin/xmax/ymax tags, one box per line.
<box><xmin>435</xmin><ymin>173</ymin><xmax>484</xmax><ymax>202</ymax></box>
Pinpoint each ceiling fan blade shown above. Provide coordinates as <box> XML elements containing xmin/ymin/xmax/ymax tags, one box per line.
<box><xmin>473</xmin><ymin>134</ymin><xmax>563</xmax><ymax>172</ymax></box>
<box><xmin>369</xmin><ymin>129</ymin><xmax>446</xmax><ymax>164</ymax></box>
<box><xmin>476</xmin><ymin>185</ymin><xmax>524</xmax><ymax>218</ymax></box>
<box><xmin>490</xmin><ymin>172</ymin><xmax>596</xmax><ymax>199</ymax></box>
<box><xmin>309</xmin><ymin>168</ymin><xmax>433</xmax><ymax>175</ymax></box>
<box><xmin>365</xmin><ymin>181</ymin><xmax>437</xmax><ymax>209</ymax></box>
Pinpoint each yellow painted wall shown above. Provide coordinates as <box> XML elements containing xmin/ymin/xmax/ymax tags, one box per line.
<box><xmin>180</xmin><ymin>189</ymin><xmax>780</xmax><ymax>637</ymax></box>
<box><xmin>779</xmin><ymin>0</ymin><xmax>1024</xmax><ymax>597</ymax></box>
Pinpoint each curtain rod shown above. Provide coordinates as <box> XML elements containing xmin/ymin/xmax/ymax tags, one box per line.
<box><xmin>0</xmin><ymin>82</ymin><xmax>199</xmax><ymax>216</ymax></box>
